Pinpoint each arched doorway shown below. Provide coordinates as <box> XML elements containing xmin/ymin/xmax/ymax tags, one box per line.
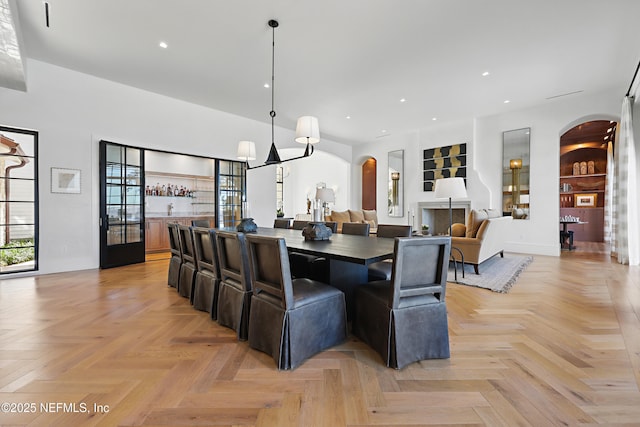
<box><xmin>362</xmin><ymin>158</ymin><xmax>376</xmax><ymax>210</ymax></box>
<box><xmin>559</xmin><ymin>120</ymin><xmax>616</xmax><ymax>253</ymax></box>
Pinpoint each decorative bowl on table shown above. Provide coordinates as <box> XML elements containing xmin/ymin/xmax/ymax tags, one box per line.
<box><xmin>302</xmin><ymin>222</ymin><xmax>332</xmax><ymax>241</ymax></box>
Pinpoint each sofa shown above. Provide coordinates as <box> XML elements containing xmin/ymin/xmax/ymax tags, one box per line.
<box><xmin>449</xmin><ymin>209</ymin><xmax>512</xmax><ymax>274</ymax></box>
<box><xmin>325</xmin><ymin>209</ymin><xmax>378</xmax><ymax>234</ymax></box>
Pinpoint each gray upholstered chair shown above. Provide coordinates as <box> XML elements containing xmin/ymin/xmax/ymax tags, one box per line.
<box><xmin>273</xmin><ymin>219</ymin><xmax>290</xmax><ymax>229</ymax></box>
<box><xmin>215</xmin><ymin>230</ymin><xmax>252</xmax><ymax>340</ymax></box>
<box><xmin>177</xmin><ymin>224</ymin><xmax>197</xmax><ymax>302</ymax></box>
<box><xmin>367</xmin><ymin>224</ymin><xmax>413</xmax><ymax>281</ymax></box>
<box><xmin>167</xmin><ymin>222</ymin><xmax>182</xmax><ymax>289</ymax></box>
<box><xmin>245</xmin><ymin>234</ymin><xmax>347</xmax><ymax>370</ymax></box>
<box><xmin>191</xmin><ymin>219</ymin><xmax>211</xmax><ymax>227</ymax></box>
<box><xmin>353</xmin><ymin>236</ymin><xmax>451</xmax><ymax>369</ymax></box>
<box><xmin>341</xmin><ymin>222</ymin><xmax>370</xmax><ymax>236</ymax></box>
<box><xmin>192</xmin><ymin>227</ymin><xmax>220</xmax><ymax>318</ymax></box>
<box><xmin>291</xmin><ymin>220</ymin><xmax>308</xmax><ymax>230</ymax></box>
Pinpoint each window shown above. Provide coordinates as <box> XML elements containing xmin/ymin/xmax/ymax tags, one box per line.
<box><xmin>276</xmin><ymin>165</ymin><xmax>284</xmax><ymax>216</ymax></box>
<box><xmin>0</xmin><ymin>126</ymin><xmax>38</xmax><ymax>274</ymax></box>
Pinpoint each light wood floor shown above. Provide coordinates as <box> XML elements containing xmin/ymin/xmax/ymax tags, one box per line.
<box><xmin>1</xmin><ymin>249</ymin><xmax>639</xmax><ymax>426</ymax></box>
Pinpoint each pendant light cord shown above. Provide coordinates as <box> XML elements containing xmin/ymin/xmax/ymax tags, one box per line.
<box><xmin>270</xmin><ymin>21</ymin><xmax>277</xmax><ymax>144</ymax></box>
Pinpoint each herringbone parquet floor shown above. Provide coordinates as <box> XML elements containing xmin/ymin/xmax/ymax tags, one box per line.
<box><xmin>1</xmin><ymin>250</ymin><xmax>639</xmax><ymax>426</ymax></box>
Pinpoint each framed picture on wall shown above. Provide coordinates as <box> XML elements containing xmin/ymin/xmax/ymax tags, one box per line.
<box><xmin>422</xmin><ymin>143</ymin><xmax>467</xmax><ymax>191</ymax></box>
<box><xmin>575</xmin><ymin>193</ymin><xmax>596</xmax><ymax>207</ymax></box>
<box><xmin>51</xmin><ymin>167</ymin><xmax>81</xmax><ymax>194</ymax></box>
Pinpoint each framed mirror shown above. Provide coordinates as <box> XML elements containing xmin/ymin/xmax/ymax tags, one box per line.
<box><xmin>388</xmin><ymin>149</ymin><xmax>404</xmax><ymax>217</ymax></box>
<box><xmin>502</xmin><ymin>128</ymin><xmax>530</xmax><ymax>219</ymax></box>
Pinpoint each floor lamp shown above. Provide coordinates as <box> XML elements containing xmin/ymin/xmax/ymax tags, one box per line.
<box><xmin>434</xmin><ymin>177</ymin><xmax>468</xmax><ymax>235</ymax></box>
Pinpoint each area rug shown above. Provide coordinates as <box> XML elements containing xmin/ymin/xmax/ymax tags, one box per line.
<box><xmin>447</xmin><ymin>255</ymin><xmax>533</xmax><ymax>293</ymax></box>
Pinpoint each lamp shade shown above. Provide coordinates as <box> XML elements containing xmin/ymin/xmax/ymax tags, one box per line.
<box><xmin>295</xmin><ymin>116</ymin><xmax>320</xmax><ymax>144</ymax></box>
<box><xmin>237</xmin><ymin>141</ymin><xmax>256</xmax><ymax>161</ymax></box>
<box><xmin>434</xmin><ymin>177</ymin><xmax>467</xmax><ymax>199</ymax></box>
<box><xmin>315</xmin><ymin>187</ymin><xmax>335</xmax><ymax>203</ymax></box>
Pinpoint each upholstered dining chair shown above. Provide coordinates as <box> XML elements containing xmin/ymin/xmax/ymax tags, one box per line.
<box><xmin>167</xmin><ymin>222</ymin><xmax>182</xmax><ymax>289</ymax></box>
<box><xmin>191</xmin><ymin>227</ymin><xmax>220</xmax><ymax>318</ymax></box>
<box><xmin>177</xmin><ymin>224</ymin><xmax>197</xmax><ymax>302</ymax></box>
<box><xmin>245</xmin><ymin>234</ymin><xmax>347</xmax><ymax>370</ymax></box>
<box><xmin>291</xmin><ymin>220</ymin><xmax>308</xmax><ymax>230</ymax></box>
<box><xmin>353</xmin><ymin>236</ymin><xmax>451</xmax><ymax>369</ymax></box>
<box><xmin>341</xmin><ymin>222</ymin><xmax>370</xmax><ymax>236</ymax></box>
<box><xmin>191</xmin><ymin>219</ymin><xmax>211</xmax><ymax>227</ymax></box>
<box><xmin>367</xmin><ymin>224</ymin><xmax>413</xmax><ymax>281</ymax></box>
<box><xmin>215</xmin><ymin>230</ymin><xmax>252</xmax><ymax>340</ymax></box>
<box><xmin>273</xmin><ymin>219</ymin><xmax>290</xmax><ymax>229</ymax></box>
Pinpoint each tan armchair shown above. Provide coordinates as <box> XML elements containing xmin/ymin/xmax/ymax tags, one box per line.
<box><xmin>450</xmin><ymin>209</ymin><xmax>512</xmax><ymax>274</ymax></box>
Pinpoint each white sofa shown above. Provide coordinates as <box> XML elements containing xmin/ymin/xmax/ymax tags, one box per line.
<box><xmin>450</xmin><ymin>209</ymin><xmax>512</xmax><ymax>274</ymax></box>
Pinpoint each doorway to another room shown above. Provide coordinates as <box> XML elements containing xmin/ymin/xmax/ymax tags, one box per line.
<box><xmin>559</xmin><ymin>120</ymin><xmax>616</xmax><ymax>255</ymax></box>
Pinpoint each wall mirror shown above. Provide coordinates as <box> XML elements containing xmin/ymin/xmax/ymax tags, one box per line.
<box><xmin>502</xmin><ymin>128</ymin><xmax>530</xmax><ymax>219</ymax></box>
<box><xmin>388</xmin><ymin>149</ymin><xmax>404</xmax><ymax>217</ymax></box>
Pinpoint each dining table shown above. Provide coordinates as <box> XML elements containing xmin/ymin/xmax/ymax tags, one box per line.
<box><xmin>232</xmin><ymin>227</ymin><xmax>396</xmax><ymax>317</ymax></box>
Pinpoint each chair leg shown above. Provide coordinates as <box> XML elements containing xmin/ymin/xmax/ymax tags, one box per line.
<box><xmin>474</xmin><ymin>264</ymin><xmax>479</xmax><ymax>274</ymax></box>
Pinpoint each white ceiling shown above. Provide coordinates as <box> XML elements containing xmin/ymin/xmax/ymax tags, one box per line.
<box><xmin>6</xmin><ymin>0</ymin><xmax>640</xmax><ymax>145</ymax></box>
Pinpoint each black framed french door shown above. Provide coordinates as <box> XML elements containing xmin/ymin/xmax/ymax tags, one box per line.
<box><xmin>99</xmin><ymin>140</ymin><xmax>145</xmax><ymax>268</ymax></box>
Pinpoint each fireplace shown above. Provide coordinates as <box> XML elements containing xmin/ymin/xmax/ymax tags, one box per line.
<box><xmin>418</xmin><ymin>201</ymin><xmax>470</xmax><ymax>235</ymax></box>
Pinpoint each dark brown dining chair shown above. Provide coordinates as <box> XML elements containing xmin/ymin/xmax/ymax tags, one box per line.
<box><xmin>341</xmin><ymin>222</ymin><xmax>370</xmax><ymax>236</ymax></box>
<box><xmin>291</xmin><ymin>220</ymin><xmax>308</xmax><ymax>230</ymax></box>
<box><xmin>367</xmin><ymin>224</ymin><xmax>413</xmax><ymax>281</ymax></box>
<box><xmin>215</xmin><ymin>230</ymin><xmax>252</xmax><ymax>340</ymax></box>
<box><xmin>192</xmin><ymin>227</ymin><xmax>220</xmax><ymax>318</ymax></box>
<box><xmin>177</xmin><ymin>224</ymin><xmax>197</xmax><ymax>302</ymax></box>
<box><xmin>167</xmin><ymin>222</ymin><xmax>182</xmax><ymax>289</ymax></box>
<box><xmin>353</xmin><ymin>236</ymin><xmax>451</xmax><ymax>369</ymax></box>
<box><xmin>191</xmin><ymin>219</ymin><xmax>211</xmax><ymax>227</ymax></box>
<box><xmin>273</xmin><ymin>219</ymin><xmax>291</xmax><ymax>229</ymax></box>
<box><xmin>245</xmin><ymin>234</ymin><xmax>347</xmax><ymax>370</ymax></box>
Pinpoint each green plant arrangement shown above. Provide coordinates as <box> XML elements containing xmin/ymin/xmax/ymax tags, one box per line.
<box><xmin>0</xmin><ymin>239</ymin><xmax>35</xmax><ymax>266</ymax></box>
<box><xmin>276</xmin><ymin>208</ymin><xmax>284</xmax><ymax>218</ymax></box>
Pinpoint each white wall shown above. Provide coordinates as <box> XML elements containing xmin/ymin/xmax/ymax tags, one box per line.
<box><xmin>0</xmin><ymin>59</ymin><xmax>352</xmax><ymax>275</ymax></box>
<box><xmin>352</xmin><ymin>89</ymin><xmax>625</xmax><ymax>256</ymax></box>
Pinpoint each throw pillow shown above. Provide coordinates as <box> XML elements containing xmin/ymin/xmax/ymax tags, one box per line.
<box><xmin>486</xmin><ymin>209</ymin><xmax>502</xmax><ymax>218</ymax></box>
<box><xmin>330</xmin><ymin>210</ymin><xmax>351</xmax><ymax>227</ymax></box>
<box><xmin>362</xmin><ymin>209</ymin><xmax>378</xmax><ymax>227</ymax></box>
<box><xmin>450</xmin><ymin>223</ymin><xmax>466</xmax><ymax>237</ymax></box>
<box><xmin>349</xmin><ymin>209</ymin><xmax>365</xmax><ymax>223</ymax></box>
<box><xmin>466</xmin><ymin>209</ymin><xmax>488</xmax><ymax>238</ymax></box>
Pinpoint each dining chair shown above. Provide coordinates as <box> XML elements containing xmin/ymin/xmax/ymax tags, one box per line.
<box><xmin>215</xmin><ymin>230</ymin><xmax>252</xmax><ymax>340</ymax></box>
<box><xmin>191</xmin><ymin>219</ymin><xmax>211</xmax><ymax>227</ymax></box>
<box><xmin>341</xmin><ymin>222</ymin><xmax>370</xmax><ymax>236</ymax></box>
<box><xmin>353</xmin><ymin>236</ymin><xmax>451</xmax><ymax>369</ymax></box>
<box><xmin>273</xmin><ymin>219</ymin><xmax>291</xmax><ymax>229</ymax></box>
<box><xmin>291</xmin><ymin>220</ymin><xmax>308</xmax><ymax>230</ymax></box>
<box><xmin>245</xmin><ymin>234</ymin><xmax>347</xmax><ymax>369</ymax></box>
<box><xmin>167</xmin><ymin>222</ymin><xmax>182</xmax><ymax>289</ymax></box>
<box><xmin>367</xmin><ymin>224</ymin><xmax>413</xmax><ymax>281</ymax></box>
<box><xmin>191</xmin><ymin>227</ymin><xmax>220</xmax><ymax>318</ymax></box>
<box><xmin>177</xmin><ymin>224</ymin><xmax>197</xmax><ymax>302</ymax></box>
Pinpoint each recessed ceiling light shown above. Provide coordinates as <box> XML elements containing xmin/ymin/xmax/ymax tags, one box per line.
<box><xmin>432</xmin><ymin>117</ymin><xmax>437</xmax><ymax>121</ymax></box>
<box><xmin>400</xmin><ymin>98</ymin><xmax>406</xmax><ymax>103</ymax></box>
<box><xmin>381</xmin><ymin>129</ymin><xmax>387</xmax><ymax>133</ymax></box>
<box><xmin>159</xmin><ymin>41</ymin><xmax>168</xmax><ymax>49</ymax></box>
<box><xmin>346</xmin><ymin>115</ymin><xmax>351</xmax><ymax>119</ymax></box>
<box><xmin>264</xmin><ymin>83</ymin><xmax>270</xmax><ymax>88</ymax></box>
<box><xmin>504</xmin><ymin>100</ymin><xmax>510</xmax><ymax>104</ymax></box>
<box><xmin>482</xmin><ymin>71</ymin><xmax>490</xmax><ymax>76</ymax></box>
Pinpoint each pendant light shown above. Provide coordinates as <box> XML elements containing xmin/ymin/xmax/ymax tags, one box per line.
<box><xmin>238</xmin><ymin>19</ymin><xmax>320</xmax><ymax>170</ymax></box>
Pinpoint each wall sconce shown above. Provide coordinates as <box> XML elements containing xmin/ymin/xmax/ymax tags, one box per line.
<box><xmin>510</xmin><ymin>158</ymin><xmax>522</xmax><ymax>206</ymax></box>
<box><xmin>391</xmin><ymin>171</ymin><xmax>400</xmax><ymax>206</ymax></box>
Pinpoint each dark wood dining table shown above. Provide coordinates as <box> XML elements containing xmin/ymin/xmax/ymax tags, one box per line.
<box><xmin>235</xmin><ymin>227</ymin><xmax>396</xmax><ymax>316</ymax></box>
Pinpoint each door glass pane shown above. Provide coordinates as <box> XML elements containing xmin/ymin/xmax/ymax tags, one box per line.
<box><xmin>126</xmin><ymin>224</ymin><xmax>141</xmax><ymax>243</ymax></box>
<box><xmin>0</xmin><ymin>127</ymin><xmax>38</xmax><ymax>274</ymax></box>
<box><xmin>107</xmin><ymin>225</ymin><xmax>124</xmax><ymax>245</ymax></box>
<box><xmin>126</xmin><ymin>147</ymin><xmax>141</xmax><ymax>166</ymax></box>
<box><xmin>106</xmin><ymin>144</ymin><xmax>123</xmax><ymax>163</ymax></box>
